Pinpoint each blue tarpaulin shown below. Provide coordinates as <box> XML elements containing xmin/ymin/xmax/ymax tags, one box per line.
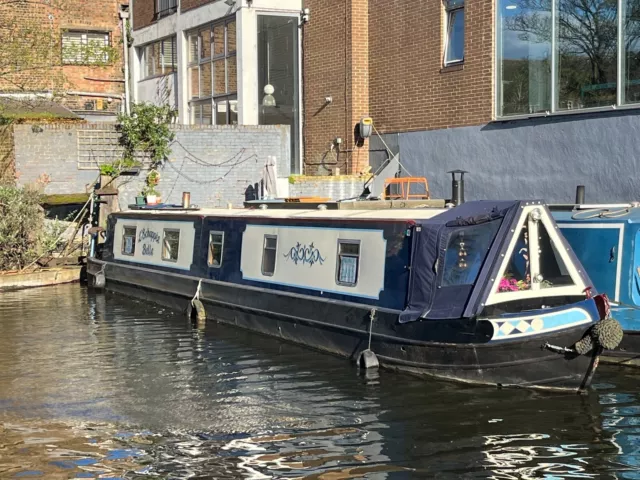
<box><xmin>399</xmin><ymin>201</ymin><xmax>522</xmax><ymax>323</ymax></box>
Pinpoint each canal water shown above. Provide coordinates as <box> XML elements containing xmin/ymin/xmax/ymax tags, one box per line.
<box><xmin>1</xmin><ymin>285</ymin><xmax>640</xmax><ymax>479</ymax></box>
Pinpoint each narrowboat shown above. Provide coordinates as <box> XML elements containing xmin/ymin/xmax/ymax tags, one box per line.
<box><xmin>552</xmin><ymin>203</ymin><xmax>640</xmax><ymax>367</ymax></box>
<box><xmin>88</xmin><ymin>200</ymin><xmax>618</xmax><ymax>391</ymax></box>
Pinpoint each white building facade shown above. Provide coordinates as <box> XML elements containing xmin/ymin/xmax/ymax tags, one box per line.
<box><xmin>130</xmin><ymin>0</ymin><xmax>303</xmax><ymax>173</ymax></box>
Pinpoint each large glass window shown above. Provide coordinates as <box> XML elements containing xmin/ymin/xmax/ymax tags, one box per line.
<box><xmin>497</xmin><ymin>0</ymin><xmax>552</xmax><ymax>115</ymax></box>
<box><xmin>557</xmin><ymin>0</ymin><xmax>617</xmax><ymax>110</ymax></box>
<box><xmin>258</xmin><ymin>16</ymin><xmax>300</xmax><ymax>173</ymax></box>
<box><xmin>624</xmin><ymin>0</ymin><xmax>640</xmax><ymax>103</ymax></box>
<box><xmin>444</xmin><ymin>0</ymin><xmax>465</xmax><ymax>65</ymax></box>
<box><xmin>187</xmin><ymin>18</ymin><xmax>237</xmax><ymax>125</ymax></box>
<box><xmin>62</xmin><ymin>31</ymin><xmax>111</xmax><ymax>65</ymax></box>
<box><xmin>498</xmin><ymin>0</ymin><xmax>626</xmax><ymax>115</ymax></box>
<box><xmin>142</xmin><ymin>37</ymin><xmax>176</xmax><ymax>79</ymax></box>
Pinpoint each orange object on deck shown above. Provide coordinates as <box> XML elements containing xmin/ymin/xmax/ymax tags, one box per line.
<box><xmin>382</xmin><ymin>177</ymin><xmax>430</xmax><ymax>200</ymax></box>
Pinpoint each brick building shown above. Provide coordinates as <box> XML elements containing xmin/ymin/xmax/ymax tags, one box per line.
<box><xmin>0</xmin><ymin>0</ymin><xmax>129</xmax><ymax>121</ymax></box>
<box><xmin>130</xmin><ymin>0</ymin><xmax>640</xmax><ymax>202</ymax></box>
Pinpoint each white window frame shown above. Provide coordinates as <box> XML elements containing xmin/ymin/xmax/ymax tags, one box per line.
<box><xmin>485</xmin><ymin>205</ymin><xmax>587</xmax><ymax>306</ymax></box>
<box><xmin>443</xmin><ymin>0</ymin><xmax>464</xmax><ymax>66</ymax></box>
<box><xmin>336</xmin><ymin>240</ymin><xmax>361</xmax><ymax>287</ymax></box>
<box><xmin>162</xmin><ymin>228</ymin><xmax>180</xmax><ymax>263</ymax></box>
<box><xmin>208</xmin><ymin>231</ymin><xmax>225</xmax><ymax>268</ymax></box>
<box><xmin>261</xmin><ymin>234</ymin><xmax>278</xmax><ymax>276</ymax></box>
<box><xmin>156</xmin><ymin>0</ymin><xmax>177</xmax><ymax>18</ymax></box>
<box><xmin>121</xmin><ymin>225</ymin><xmax>136</xmax><ymax>256</ymax></box>
<box><xmin>142</xmin><ymin>37</ymin><xmax>177</xmax><ymax>80</ymax></box>
<box><xmin>62</xmin><ymin>30</ymin><xmax>110</xmax><ymax>65</ymax></box>
<box><xmin>187</xmin><ymin>17</ymin><xmax>238</xmax><ymax>125</ymax></box>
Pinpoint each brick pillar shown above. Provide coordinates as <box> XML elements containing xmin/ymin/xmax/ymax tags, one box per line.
<box><xmin>303</xmin><ymin>0</ymin><xmax>370</xmax><ymax>176</ymax></box>
<box><xmin>345</xmin><ymin>0</ymin><xmax>370</xmax><ymax>175</ymax></box>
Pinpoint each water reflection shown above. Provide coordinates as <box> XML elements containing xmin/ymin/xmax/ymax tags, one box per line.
<box><xmin>2</xmin><ymin>285</ymin><xmax>640</xmax><ymax>478</ymax></box>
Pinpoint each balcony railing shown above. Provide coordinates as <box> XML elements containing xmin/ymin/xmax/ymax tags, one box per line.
<box><xmin>156</xmin><ymin>0</ymin><xmax>177</xmax><ymax>19</ymax></box>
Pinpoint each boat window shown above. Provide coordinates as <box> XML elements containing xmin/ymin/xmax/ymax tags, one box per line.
<box><xmin>336</xmin><ymin>240</ymin><xmax>360</xmax><ymax>287</ymax></box>
<box><xmin>208</xmin><ymin>231</ymin><xmax>224</xmax><ymax>267</ymax></box>
<box><xmin>498</xmin><ymin>225</ymin><xmax>531</xmax><ymax>292</ymax></box>
<box><xmin>538</xmin><ymin>220</ymin><xmax>573</xmax><ymax>288</ymax></box>
<box><xmin>162</xmin><ymin>229</ymin><xmax>180</xmax><ymax>262</ymax></box>
<box><xmin>122</xmin><ymin>226</ymin><xmax>136</xmax><ymax>256</ymax></box>
<box><xmin>442</xmin><ymin>221</ymin><xmax>500</xmax><ymax>286</ymax></box>
<box><xmin>262</xmin><ymin>234</ymin><xmax>277</xmax><ymax>276</ymax></box>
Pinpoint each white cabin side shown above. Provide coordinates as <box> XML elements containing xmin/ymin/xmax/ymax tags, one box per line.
<box><xmin>240</xmin><ymin>225</ymin><xmax>387</xmax><ymax>299</ymax></box>
<box><xmin>112</xmin><ymin>218</ymin><xmax>196</xmax><ymax>271</ymax></box>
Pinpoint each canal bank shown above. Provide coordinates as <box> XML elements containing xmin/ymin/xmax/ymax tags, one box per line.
<box><xmin>0</xmin><ymin>266</ymin><xmax>82</xmax><ymax>291</ymax></box>
<box><xmin>0</xmin><ymin>283</ymin><xmax>639</xmax><ymax>478</ymax></box>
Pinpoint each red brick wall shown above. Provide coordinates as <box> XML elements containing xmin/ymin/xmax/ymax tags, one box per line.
<box><xmin>181</xmin><ymin>0</ymin><xmax>215</xmax><ymax>13</ymax></box>
<box><xmin>0</xmin><ymin>0</ymin><xmax>127</xmax><ymax>113</ymax></box>
<box><xmin>303</xmin><ymin>0</ymin><xmax>371</xmax><ymax>175</ymax></box>
<box><xmin>132</xmin><ymin>0</ymin><xmax>155</xmax><ymax>30</ymax></box>
<box><xmin>368</xmin><ymin>0</ymin><xmax>493</xmax><ymax>132</ymax></box>
<box><xmin>303</xmin><ymin>0</ymin><xmax>494</xmax><ymax>174</ymax></box>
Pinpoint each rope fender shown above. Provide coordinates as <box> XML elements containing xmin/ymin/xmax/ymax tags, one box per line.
<box><xmin>573</xmin><ymin>316</ymin><xmax>624</xmax><ymax>355</ymax></box>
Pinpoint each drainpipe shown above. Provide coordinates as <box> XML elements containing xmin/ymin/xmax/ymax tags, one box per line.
<box><xmin>119</xmin><ymin>6</ymin><xmax>131</xmax><ymax>114</ymax></box>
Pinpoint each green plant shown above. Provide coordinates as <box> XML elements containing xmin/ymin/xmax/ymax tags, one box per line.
<box><xmin>147</xmin><ymin>170</ymin><xmax>160</xmax><ymax>184</ymax></box>
<box><xmin>99</xmin><ymin>157</ymin><xmax>141</xmax><ymax>178</ymax></box>
<box><xmin>118</xmin><ymin>103</ymin><xmax>175</xmax><ymax>169</ymax></box>
<box><xmin>0</xmin><ymin>185</ymin><xmax>66</xmax><ymax>270</ymax></box>
<box><xmin>142</xmin><ymin>184</ymin><xmax>159</xmax><ymax>197</ymax></box>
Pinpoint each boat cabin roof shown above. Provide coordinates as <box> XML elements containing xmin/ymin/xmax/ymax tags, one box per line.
<box><xmin>119</xmin><ymin>207</ymin><xmax>449</xmax><ymax>221</ymax></box>
<box><xmin>551</xmin><ymin>203</ymin><xmax>640</xmax><ymax>223</ymax></box>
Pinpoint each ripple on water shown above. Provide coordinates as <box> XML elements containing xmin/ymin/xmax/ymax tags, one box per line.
<box><xmin>0</xmin><ymin>285</ymin><xmax>640</xmax><ymax>478</ymax></box>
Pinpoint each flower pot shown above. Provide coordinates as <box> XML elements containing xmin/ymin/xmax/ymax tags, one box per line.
<box><xmin>135</xmin><ymin>196</ymin><xmax>146</xmax><ymax>206</ymax></box>
<box><xmin>146</xmin><ymin>194</ymin><xmax>158</xmax><ymax>205</ymax></box>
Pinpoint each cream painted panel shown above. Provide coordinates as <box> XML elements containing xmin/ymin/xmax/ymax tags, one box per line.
<box><xmin>241</xmin><ymin>225</ymin><xmax>387</xmax><ymax>299</ymax></box>
<box><xmin>113</xmin><ymin>219</ymin><xmax>195</xmax><ymax>271</ymax></box>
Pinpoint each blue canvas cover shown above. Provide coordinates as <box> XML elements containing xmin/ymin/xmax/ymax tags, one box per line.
<box><xmin>399</xmin><ymin>200</ymin><xmax>522</xmax><ymax>323</ymax></box>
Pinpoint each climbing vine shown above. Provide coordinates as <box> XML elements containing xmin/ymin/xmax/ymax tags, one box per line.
<box><xmin>99</xmin><ymin>103</ymin><xmax>176</xmax><ymax>178</ymax></box>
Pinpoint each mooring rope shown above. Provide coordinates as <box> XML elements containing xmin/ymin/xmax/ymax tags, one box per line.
<box><xmin>368</xmin><ymin>309</ymin><xmax>376</xmax><ymax>351</ymax></box>
<box><xmin>192</xmin><ymin>279</ymin><xmax>202</xmax><ymax>305</ymax></box>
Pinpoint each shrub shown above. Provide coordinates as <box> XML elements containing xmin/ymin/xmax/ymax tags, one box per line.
<box><xmin>0</xmin><ymin>185</ymin><xmax>64</xmax><ymax>270</ymax></box>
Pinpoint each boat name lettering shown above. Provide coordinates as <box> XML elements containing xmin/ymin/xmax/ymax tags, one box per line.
<box><xmin>138</xmin><ymin>228</ymin><xmax>160</xmax><ymax>244</ymax></box>
<box><xmin>284</xmin><ymin>242</ymin><xmax>325</xmax><ymax>266</ymax></box>
<box><xmin>142</xmin><ymin>244</ymin><xmax>154</xmax><ymax>256</ymax></box>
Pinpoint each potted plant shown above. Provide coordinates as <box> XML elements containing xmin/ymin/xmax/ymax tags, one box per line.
<box><xmin>143</xmin><ymin>185</ymin><xmax>159</xmax><ymax>205</ymax></box>
<box><xmin>135</xmin><ymin>193</ymin><xmax>146</xmax><ymax>206</ymax></box>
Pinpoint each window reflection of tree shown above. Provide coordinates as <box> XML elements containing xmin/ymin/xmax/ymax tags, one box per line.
<box><xmin>504</xmin><ymin>0</ymin><xmax>640</xmax><ymax>109</ymax></box>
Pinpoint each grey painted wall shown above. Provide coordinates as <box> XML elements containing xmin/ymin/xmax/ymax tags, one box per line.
<box><xmin>14</xmin><ymin>123</ymin><xmax>291</xmax><ymax>209</ymax></box>
<box><xmin>397</xmin><ymin>110</ymin><xmax>640</xmax><ymax>204</ymax></box>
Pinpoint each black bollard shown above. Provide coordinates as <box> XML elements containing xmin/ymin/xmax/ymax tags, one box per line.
<box><xmin>448</xmin><ymin>170</ymin><xmax>468</xmax><ymax>206</ymax></box>
<box><xmin>575</xmin><ymin>185</ymin><xmax>585</xmax><ymax>205</ymax></box>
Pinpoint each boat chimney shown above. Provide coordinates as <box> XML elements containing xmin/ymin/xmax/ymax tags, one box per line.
<box><xmin>448</xmin><ymin>170</ymin><xmax>468</xmax><ymax>206</ymax></box>
<box><xmin>182</xmin><ymin>192</ymin><xmax>191</xmax><ymax>209</ymax></box>
<box><xmin>575</xmin><ymin>185</ymin><xmax>585</xmax><ymax>205</ymax></box>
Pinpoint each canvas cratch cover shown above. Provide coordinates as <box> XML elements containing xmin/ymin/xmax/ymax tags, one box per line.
<box><xmin>399</xmin><ymin>200</ymin><xmax>522</xmax><ymax>323</ymax></box>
